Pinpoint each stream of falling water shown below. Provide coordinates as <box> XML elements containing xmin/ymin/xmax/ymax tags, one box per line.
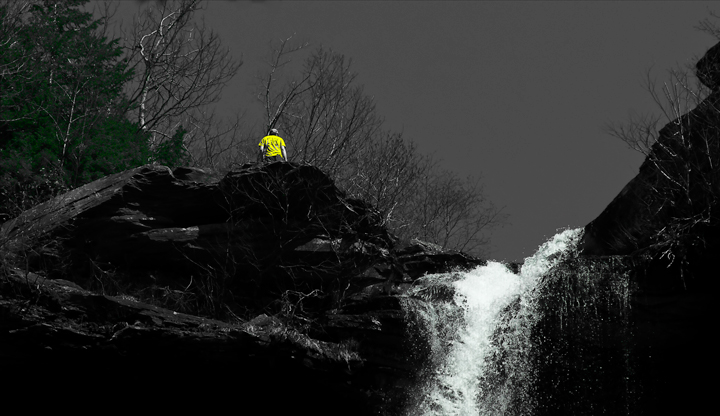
<box><xmin>406</xmin><ymin>228</ymin><xmax>583</xmax><ymax>416</ymax></box>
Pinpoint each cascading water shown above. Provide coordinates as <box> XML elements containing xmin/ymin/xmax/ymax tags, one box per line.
<box><xmin>403</xmin><ymin>228</ymin><xmax>585</xmax><ymax>416</ymax></box>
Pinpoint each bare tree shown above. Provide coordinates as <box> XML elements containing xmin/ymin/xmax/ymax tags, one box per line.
<box><xmin>343</xmin><ymin>133</ymin><xmax>432</xmax><ymax>226</ymax></box>
<box><xmin>407</xmin><ymin>170</ymin><xmax>505</xmax><ymax>256</ymax></box>
<box><xmin>606</xmin><ymin>66</ymin><xmax>710</xmax><ymax>155</ymax></box>
<box><xmin>258</xmin><ymin>35</ymin><xmax>310</xmax><ymax>134</ymax></box>
<box><xmin>119</xmin><ymin>0</ymin><xmax>241</xmax><ymax>152</ymax></box>
<box><xmin>696</xmin><ymin>10</ymin><xmax>720</xmax><ymax>42</ymax></box>
<box><xmin>607</xmin><ymin>12</ymin><xmax>720</xmax><ymax>156</ymax></box>
<box><xmin>258</xmin><ymin>40</ymin><xmax>383</xmax><ymax>177</ymax></box>
<box><xmin>603</xmin><ymin>17</ymin><xmax>720</xmax><ymax>259</ymax></box>
<box><xmin>255</xmin><ymin>41</ymin><xmax>506</xmax><ymax>256</ymax></box>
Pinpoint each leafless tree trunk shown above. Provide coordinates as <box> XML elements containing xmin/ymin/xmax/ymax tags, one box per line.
<box><xmin>118</xmin><ymin>0</ymin><xmax>241</xmax><ymax>154</ymax></box>
<box><xmin>258</xmin><ymin>35</ymin><xmax>311</xmax><ymax>134</ymax></box>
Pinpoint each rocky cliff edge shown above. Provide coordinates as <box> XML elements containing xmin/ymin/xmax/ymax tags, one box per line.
<box><xmin>0</xmin><ymin>161</ymin><xmax>484</xmax><ymax>412</ymax></box>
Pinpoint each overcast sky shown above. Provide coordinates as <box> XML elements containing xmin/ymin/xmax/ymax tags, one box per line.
<box><xmin>122</xmin><ymin>1</ymin><xmax>718</xmax><ymax>262</ymax></box>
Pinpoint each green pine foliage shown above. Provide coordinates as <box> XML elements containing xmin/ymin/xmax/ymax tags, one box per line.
<box><xmin>69</xmin><ymin>116</ymin><xmax>152</xmax><ymax>184</ymax></box>
<box><xmin>153</xmin><ymin>126</ymin><xmax>191</xmax><ymax>168</ymax></box>
<box><xmin>0</xmin><ymin>0</ymin><xmax>154</xmax><ymax>219</ymax></box>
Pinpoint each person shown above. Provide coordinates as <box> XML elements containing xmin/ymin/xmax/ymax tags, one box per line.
<box><xmin>258</xmin><ymin>128</ymin><xmax>287</xmax><ymax>163</ymax></box>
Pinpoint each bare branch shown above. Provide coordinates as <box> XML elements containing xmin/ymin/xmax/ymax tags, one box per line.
<box><xmin>252</xmin><ymin>44</ymin><xmax>505</xmax><ymax>256</ymax></box>
<box><xmin>120</xmin><ymin>0</ymin><xmax>241</xmax><ymax>149</ymax></box>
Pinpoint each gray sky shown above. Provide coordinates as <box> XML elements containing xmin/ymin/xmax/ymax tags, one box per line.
<box><xmin>123</xmin><ymin>1</ymin><xmax>718</xmax><ymax>262</ymax></box>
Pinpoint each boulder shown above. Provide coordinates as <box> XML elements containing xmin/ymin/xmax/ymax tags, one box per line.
<box><xmin>1</xmin><ymin>163</ymin><xmax>396</xmax><ymax>304</ymax></box>
<box><xmin>0</xmin><ymin>161</ymin><xmax>485</xmax><ymax>413</ymax></box>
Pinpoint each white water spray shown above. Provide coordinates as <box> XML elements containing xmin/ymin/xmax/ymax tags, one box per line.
<box><xmin>406</xmin><ymin>228</ymin><xmax>583</xmax><ymax>416</ymax></box>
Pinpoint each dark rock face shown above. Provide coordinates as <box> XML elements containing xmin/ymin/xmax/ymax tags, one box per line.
<box><xmin>582</xmin><ymin>92</ymin><xmax>720</xmax><ymax>261</ymax></box>
<box><xmin>572</xmin><ymin>41</ymin><xmax>720</xmax><ymax>414</ymax></box>
<box><xmin>696</xmin><ymin>40</ymin><xmax>720</xmax><ymax>92</ymax></box>
<box><xmin>0</xmin><ymin>161</ymin><xmax>483</xmax><ymax>413</ymax></box>
<box><xmin>2</xmin><ymin>163</ymin><xmax>393</xmax><ymax>306</ymax></box>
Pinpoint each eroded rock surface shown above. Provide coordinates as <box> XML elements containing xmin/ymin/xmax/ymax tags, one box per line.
<box><xmin>0</xmin><ymin>161</ymin><xmax>483</xmax><ymax>413</ymax></box>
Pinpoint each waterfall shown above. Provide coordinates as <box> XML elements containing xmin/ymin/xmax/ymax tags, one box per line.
<box><xmin>403</xmin><ymin>228</ymin><xmax>584</xmax><ymax>416</ymax></box>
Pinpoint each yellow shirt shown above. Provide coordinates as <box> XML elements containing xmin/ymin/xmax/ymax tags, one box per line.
<box><xmin>258</xmin><ymin>135</ymin><xmax>286</xmax><ymax>157</ymax></box>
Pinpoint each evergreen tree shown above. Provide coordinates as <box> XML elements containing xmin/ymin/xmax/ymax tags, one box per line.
<box><xmin>0</xmin><ymin>0</ymin><xmax>149</xmax><ymax>219</ymax></box>
<box><xmin>153</xmin><ymin>126</ymin><xmax>190</xmax><ymax>168</ymax></box>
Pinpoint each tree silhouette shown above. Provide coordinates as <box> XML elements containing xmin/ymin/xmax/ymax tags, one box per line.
<box><xmin>257</xmin><ymin>39</ymin><xmax>505</xmax><ymax>256</ymax></box>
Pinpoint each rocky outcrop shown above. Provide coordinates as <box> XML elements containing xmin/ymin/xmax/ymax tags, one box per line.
<box><xmin>573</xmin><ymin>41</ymin><xmax>720</xmax><ymax>415</ymax></box>
<box><xmin>579</xmin><ymin>41</ymin><xmax>720</xmax><ymax>293</ymax></box>
<box><xmin>696</xmin><ymin>40</ymin><xmax>720</xmax><ymax>92</ymax></box>
<box><xmin>581</xmin><ymin>93</ymin><xmax>720</xmax><ymax>263</ymax></box>
<box><xmin>476</xmin><ymin>41</ymin><xmax>720</xmax><ymax>413</ymax></box>
<box><xmin>0</xmin><ymin>161</ymin><xmax>483</xmax><ymax>413</ymax></box>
